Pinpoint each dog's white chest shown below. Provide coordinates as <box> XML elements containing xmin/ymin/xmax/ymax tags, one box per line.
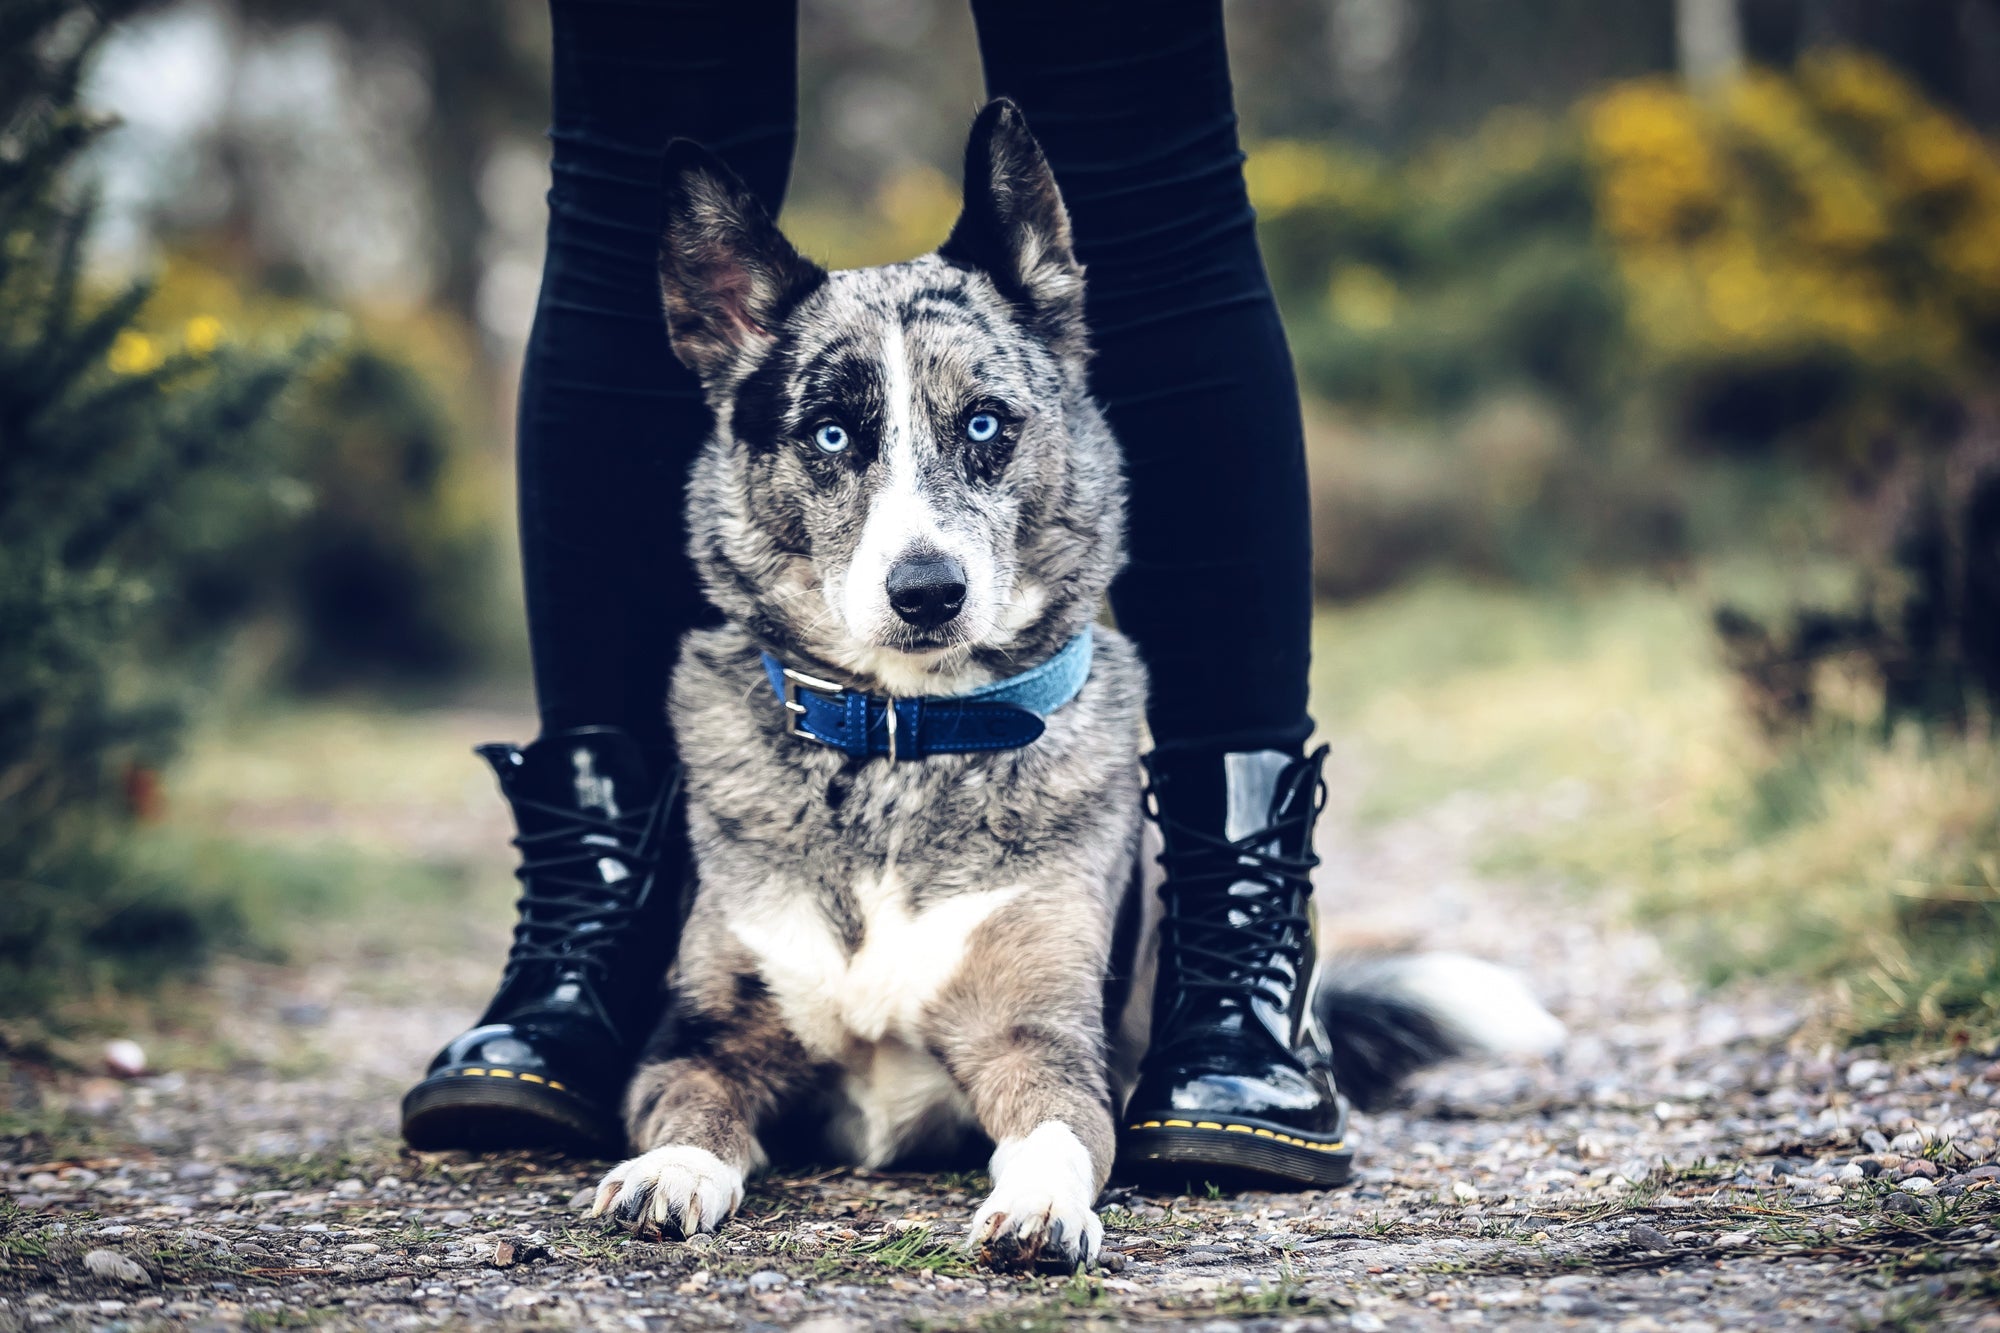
<box><xmin>729</xmin><ymin>870</ymin><xmax>1020</xmax><ymax>1057</ymax></box>
<box><xmin>729</xmin><ymin>869</ymin><xmax>1019</xmax><ymax>1165</ymax></box>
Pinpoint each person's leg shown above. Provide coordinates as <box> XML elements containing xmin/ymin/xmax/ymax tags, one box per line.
<box><xmin>521</xmin><ymin>0</ymin><xmax>800</xmax><ymax>758</ymax></box>
<box><xmin>966</xmin><ymin>0</ymin><xmax>1314</xmax><ymax>758</ymax></box>
<box><xmin>402</xmin><ymin>0</ymin><xmax>799</xmax><ymax>1155</ymax></box>
<box><xmin>968</xmin><ymin>1</ymin><xmax>1347</xmax><ymax>1190</ymax></box>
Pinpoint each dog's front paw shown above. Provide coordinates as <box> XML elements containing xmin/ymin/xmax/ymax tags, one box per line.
<box><xmin>587</xmin><ymin>1145</ymin><xmax>744</xmax><ymax>1239</ymax></box>
<box><xmin>966</xmin><ymin>1122</ymin><xmax>1103</xmax><ymax>1272</ymax></box>
<box><xmin>968</xmin><ymin>1182</ymin><xmax>1104</xmax><ymax>1272</ymax></box>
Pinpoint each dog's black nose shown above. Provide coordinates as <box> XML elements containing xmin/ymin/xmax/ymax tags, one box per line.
<box><xmin>886</xmin><ymin>554</ymin><xmax>967</xmax><ymax>630</ymax></box>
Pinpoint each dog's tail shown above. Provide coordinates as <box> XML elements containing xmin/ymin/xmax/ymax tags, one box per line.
<box><xmin>1314</xmin><ymin>953</ymin><xmax>1564</xmax><ymax>1111</ymax></box>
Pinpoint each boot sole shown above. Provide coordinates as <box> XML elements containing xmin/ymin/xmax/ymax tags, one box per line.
<box><xmin>401</xmin><ymin>1066</ymin><xmax>620</xmax><ymax>1156</ymax></box>
<box><xmin>1118</xmin><ymin>1115</ymin><xmax>1354</xmax><ymax>1190</ymax></box>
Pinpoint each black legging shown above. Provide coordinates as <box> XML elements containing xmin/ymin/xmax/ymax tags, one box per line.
<box><xmin>520</xmin><ymin>0</ymin><xmax>1314</xmax><ymax>759</ymax></box>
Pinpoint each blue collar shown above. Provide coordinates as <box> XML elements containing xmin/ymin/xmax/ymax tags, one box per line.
<box><xmin>761</xmin><ymin>629</ymin><xmax>1094</xmax><ymax>762</ymax></box>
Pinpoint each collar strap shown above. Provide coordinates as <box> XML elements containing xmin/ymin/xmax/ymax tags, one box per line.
<box><xmin>761</xmin><ymin>629</ymin><xmax>1094</xmax><ymax>762</ymax></box>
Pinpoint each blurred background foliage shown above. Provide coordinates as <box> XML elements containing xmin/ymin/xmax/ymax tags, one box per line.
<box><xmin>5</xmin><ymin>0</ymin><xmax>1999</xmax><ymax>1050</ymax></box>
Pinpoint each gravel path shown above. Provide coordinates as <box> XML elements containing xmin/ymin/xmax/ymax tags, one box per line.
<box><xmin>4</xmin><ymin>736</ymin><xmax>1997</xmax><ymax>1330</ymax></box>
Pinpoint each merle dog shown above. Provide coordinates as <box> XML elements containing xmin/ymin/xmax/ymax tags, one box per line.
<box><xmin>587</xmin><ymin>102</ymin><xmax>1559</xmax><ymax>1270</ymax></box>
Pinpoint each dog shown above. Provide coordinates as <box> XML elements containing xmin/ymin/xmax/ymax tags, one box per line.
<box><xmin>587</xmin><ymin>101</ymin><xmax>1561</xmax><ymax>1271</ymax></box>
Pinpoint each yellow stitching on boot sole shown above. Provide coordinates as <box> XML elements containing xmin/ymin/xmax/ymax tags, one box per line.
<box><xmin>450</xmin><ymin>1067</ymin><xmax>570</xmax><ymax>1093</ymax></box>
<box><xmin>1127</xmin><ymin>1119</ymin><xmax>1346</xmax><ymax>1152</ymax></box>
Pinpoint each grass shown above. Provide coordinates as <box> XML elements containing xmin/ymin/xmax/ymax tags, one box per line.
<box><xmin>553</xmin><ymin>1224</ymin><xmax>640</xmax><ymax>1265</ymax></box>
<box><xmin>0</xmin><ymin>1201</ymin><xmax>93</xmax><ymax>1290</ymax></box>
<box><xmin>847</xmin><ymin>1224</ymin><xmax>976</xmax><ymax>1277</ymax></box>
<box><xmin>1308</xmin><ymin>570</ymin><xmax>2000</xmax><ymax>1049</ymax></box>
<box><xmin>0</xmin><ymin>700</ymin><xmax>511</xmax><ymax>1056</ymax></box>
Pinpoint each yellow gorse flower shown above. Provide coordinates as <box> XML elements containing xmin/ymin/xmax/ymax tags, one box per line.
<box><xmin>184</xmin><ymin>315</ymin><xmax>224</xmax><ymax>355</ymax></box>
<box><xmin>1329</xmin><ymin>264</ymin><xmax>1400</xmax><ymax>331</ymax></box>
<box><xmin>1244</xmin><ymin>140</ymin><xmax>1391</xmax><ymax>217</ymax></box>
<box><xmin>1579</xmin><ymin>49</ymin><xmax>2000</xmax><ymax>369</ymax></box>
<box><xmin>1586</xmin><ymin>79</ymin><xmax>1721</xmax><ymax>245</ymax></box>
<box><xmin>107</xmin><ymin>330</ymin><xmax>161</xmax><ymax>375</ymax></box>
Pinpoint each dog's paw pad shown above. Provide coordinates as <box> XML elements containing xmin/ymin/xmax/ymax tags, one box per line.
<box><xmin>967</xmin><ymin>1186</ymin><xmax>1103</xmax><ymax>1272</ymax></box>
<box><xmin>588</xmin><ymin>1145</ymin><xmax>744</xmax><ymax>1239</ymax></box>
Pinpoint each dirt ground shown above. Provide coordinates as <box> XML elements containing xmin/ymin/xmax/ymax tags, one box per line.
<box><xmin>3</xmin><ymin>712</ymin><xmax>1997</xmax><ymax>1330</ymax></box>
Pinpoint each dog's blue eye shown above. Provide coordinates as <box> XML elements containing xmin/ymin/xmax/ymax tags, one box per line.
<box><xmin>813</xmin><ymin>423</ymin><xmax>849</xmax><ymax>454</ymax></box>
<box><xmin>965</xmin><ymin>413</ymin><xmax>1000</xmax><ymax>443</ymax></box>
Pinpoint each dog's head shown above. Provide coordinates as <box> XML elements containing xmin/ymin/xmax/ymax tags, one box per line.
<box><xmin>662</xmin><ymin>100</ymin><xmax>1124</xmax><ymax>695</ymax></box>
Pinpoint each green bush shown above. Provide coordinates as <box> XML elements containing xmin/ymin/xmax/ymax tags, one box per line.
<box><xmin>0</xmin><ymin>0</ymin><xmax>316</xmax><ymax>1006</ymax></box>
<box><xmin>1250</xmin><ymin>116</ymin><xmax>1675</xmax><ymax>598</ymax></box>
<box><xmin>132</xmin><ymin>254</ymin><xmax>509</xmax><ymax>691</ymax></box>
<box><xmin>1252</xmin><ymin>113</ymin><xmax>1627</xmax><ymax>422</ymax></box>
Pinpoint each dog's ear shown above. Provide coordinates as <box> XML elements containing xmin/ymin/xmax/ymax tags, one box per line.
<box><xmin>939</xmin><ymin>99</ymin><xmax>1085</xmax><ymax>351</ymax></box>
<box><xmin>658</xmin><ymin>140</ymin><xmax>826</xmax><ymax>379</ymax></box>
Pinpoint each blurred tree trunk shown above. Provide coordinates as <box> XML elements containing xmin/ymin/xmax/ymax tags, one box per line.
<box><xmin>243</xmin><ymin>0</ymin><xmax>548</xmax><ymax>339</ymax></box>
<box><xmin>404</xmin><ymin>4</ymin><xmax>543</xmax><ymax>333</ymax></box>
<box><xmin>1677</xmin><ymin>0</ymin><xmax>1745</xmax><ymax>86</ymax></box>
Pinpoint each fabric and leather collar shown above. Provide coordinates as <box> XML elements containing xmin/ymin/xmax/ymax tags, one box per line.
<box><xmin>760</xmin><ymin>629</ymin><xmax>1094</xmax><ymax>761</ymax></box>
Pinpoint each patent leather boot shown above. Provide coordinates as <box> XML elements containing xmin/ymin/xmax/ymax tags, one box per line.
<box><xmin>400</xmin><ymin>726</ymin><xmax>688</xmax><ymax>1154</ymax></box>
<box><xmin>1119</xmin><ymin>745</ymin><xmax>1354</xmax><ymax>1188</ymax></box>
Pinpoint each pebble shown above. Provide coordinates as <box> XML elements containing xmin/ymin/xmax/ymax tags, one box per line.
<box><xmin>1628</xmin><ymin>1224</ymin><xmax>1672</xmax><ymax>1250</ymax></box>
<box><xmin>748</xmin><ymin>1270</ymin><xmax>786</xmax><ymax>1291</ymax></box>
<box><xmin>1882</xmin><ymin>1193</ymin><xmax>1927</xmax><ymax>1217</ymax></box>
<box><xmin>1542</xmin><ymin>1294</ymin><xmax>1606</xmax><ymax>1316</ymax></box>
<box><xmin>82</xmin><ymin>1250</ymin><xmax>150</xmax><ymax>1286</ymax></box>
<box><xmin>1845</xmin><ymin>1058</ymin><xmax>1889</xmax><ymax>1087</ymax></box>
<box><xmin>278</xmin><ymin>1001</ymin><xmax>329</xmax><ymax>1026</ymax></box>
<box><xmin>103</xmin><ymin>1039</ymin><xmax>147</xmax><ymax>1078</ymax></box>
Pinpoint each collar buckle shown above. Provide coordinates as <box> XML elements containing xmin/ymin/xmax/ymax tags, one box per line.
<box><xmin>780</xmin><ymin>666</ymin><xmax>845</xmax><ymax>748</ymax></box>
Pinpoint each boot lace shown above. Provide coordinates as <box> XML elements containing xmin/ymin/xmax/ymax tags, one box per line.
<box><xmin>502</xmin><ymin>795</ymin><xmax>655</xmax><ymax>982</ymax></box>
<box><xmin>1153</xmin><ymin>772</ymin><xmax>1324</xmax><ymax>1014</ymax></box>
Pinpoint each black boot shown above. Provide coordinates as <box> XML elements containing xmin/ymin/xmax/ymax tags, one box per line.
<box><xmin>1118</xmin><ymin>745</ymin><xmax>1354</xmax><ymax>1189</ymax></box>
<box><xmin>400</xmin><ymin>726</ymin><xmax>689</xmax><ymax>1155</ymax></box>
